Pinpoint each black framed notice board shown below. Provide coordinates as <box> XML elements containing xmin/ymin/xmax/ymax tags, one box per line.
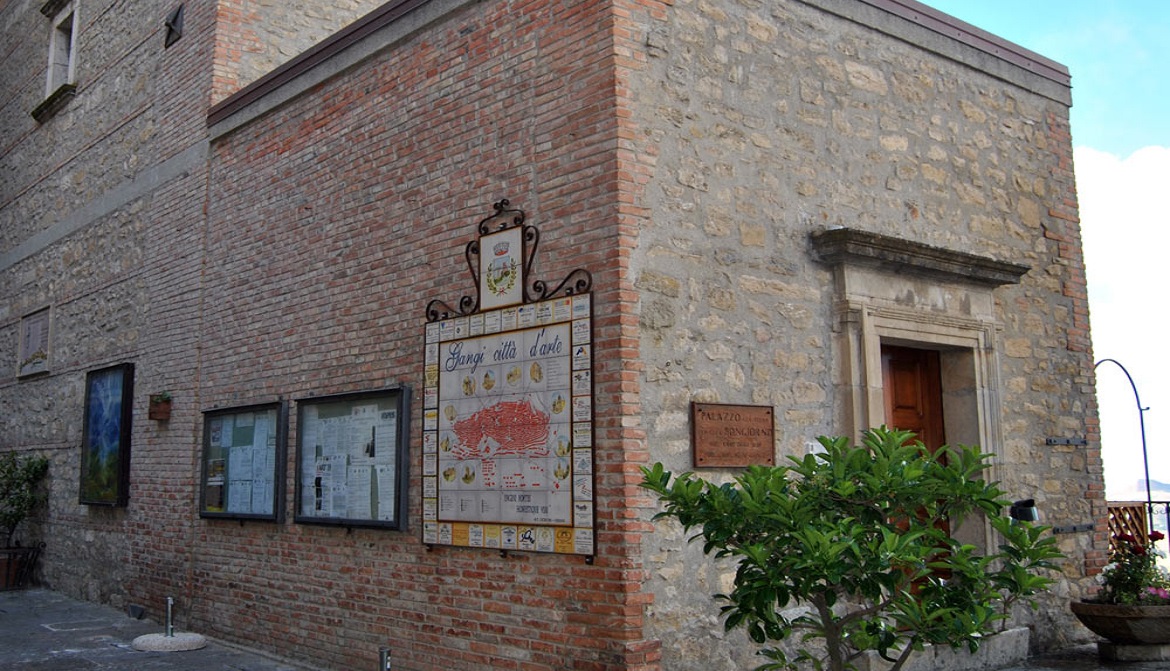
<box><xmin>200</xmin><ymin>402</ymin><xmax>287</xmax><ymax>520</ymax></box>
<box><xmin>294</xmin><ymin>387</ymin><xmax>411</xmax><ymax>530</ymax></box>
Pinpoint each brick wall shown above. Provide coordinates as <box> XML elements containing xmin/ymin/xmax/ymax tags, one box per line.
<box><xmin>210</xmin><ymin>0</ymin><xmax>386</xmax><ymax>104</ymax></box>
<box><xmin>184</xmin><ymin>0</ymin><xmax>656</xmax><ymax>668</ymax></box>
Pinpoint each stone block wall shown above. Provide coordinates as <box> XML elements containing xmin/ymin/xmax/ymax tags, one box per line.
<box><xmin>623</xmin><ymin>0</ymin><xmax>1098</xmax><ymax>667</ymax></box>
<box><xmin>1</xmin><ymin>3</ymin><xmax>183</xmax><ymax>247</ymax></box>
<box><xmin>0</xmin><ymin>0</ymin><xmax>205</xmax><ymax>605</ymax></box>
<box><xmin>210</xmin><ymin>0</ymin><xmax>389</xmax><ymax>103</ymax></box>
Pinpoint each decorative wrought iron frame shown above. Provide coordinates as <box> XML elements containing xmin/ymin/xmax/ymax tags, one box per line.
<box><xmin>422</xmin><ymin>199</ymin><xmax>596</xmax><ymax>559</ymax></box>
<box><xmin>426</xmin><ymin>199</ymin><xmax>592</xmax><ymax>322</ymax></box>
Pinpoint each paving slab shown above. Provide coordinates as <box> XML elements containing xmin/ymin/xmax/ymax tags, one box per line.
<box><xmin>0</xmin><ymin>589</ymin><xmax>318</xmax><ymax>671</ymax></box>
<box><xmin>6</xmin><ymin>588</ymin><xmax>1170</xmax><ymax>670</ymax></box>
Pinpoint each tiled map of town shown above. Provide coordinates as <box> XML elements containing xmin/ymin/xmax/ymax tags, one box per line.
<box><xmin>422</xmin><ymin>294</ymin><xmax>593</xmax><ymax>555</ymax></box>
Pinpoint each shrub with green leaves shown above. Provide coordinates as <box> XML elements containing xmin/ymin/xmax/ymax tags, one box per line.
<box><xmin>0</xmin><ymin>451</ymin><xmax>50</xmax><ymax>547</ymax></box>
<box><xmin>641</xmin><ymin>427</ymin><xmax>1061</xmax><ymax>671</ymax></box>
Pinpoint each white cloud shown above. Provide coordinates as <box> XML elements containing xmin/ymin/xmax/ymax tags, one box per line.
<box><xmin>1076</xmin><ymin>145</ymin><xmax>1170</xmax><ymax>499</ymax></box>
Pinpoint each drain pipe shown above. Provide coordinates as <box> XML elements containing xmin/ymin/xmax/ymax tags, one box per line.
<box><xmin>379</xmin><ymin>647</ymin><xmax>391</xmax><ymax>670</ymax></box>
<box><xmin>166</xmin><ymin>596</ymin><xmax>174</xmax><ymax>637</ymax></box>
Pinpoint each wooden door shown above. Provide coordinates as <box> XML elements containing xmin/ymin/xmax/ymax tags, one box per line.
<box><xmin>881</xmin><ymin>345</ymin><xmax>945</xmax><ymax>453</ymax></box>
<box><xmin>882</xmin><ymin>343</ymin><xmax>951</xmax><ymax>550</ymax></box>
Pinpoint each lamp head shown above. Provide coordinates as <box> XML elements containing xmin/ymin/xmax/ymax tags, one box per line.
<box><xmin>1010</xmin><ymin>499</ymin><xmax>1039</xmax><ymax>522</ymax></box>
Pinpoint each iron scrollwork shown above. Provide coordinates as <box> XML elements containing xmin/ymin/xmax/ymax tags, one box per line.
<box><xmin>425</xmin><ymin>199</ymin><xmax>592</xmax><ymax>322</ymax></box>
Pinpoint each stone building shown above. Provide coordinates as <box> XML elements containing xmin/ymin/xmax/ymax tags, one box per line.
<box><xmin>1</xmin><ymin>0</ymin><xmax>1104</xmax><ymax>669</ymax></box>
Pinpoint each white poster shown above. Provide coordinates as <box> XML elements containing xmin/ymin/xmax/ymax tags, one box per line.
<box><xmin>297</xmin><ymin>394</ymin><xmax>406</xmax><ymax>526</ymax></box>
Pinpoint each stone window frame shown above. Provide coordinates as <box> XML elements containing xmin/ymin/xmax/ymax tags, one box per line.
<box><xmin>839</xmin><ymin>302</ymin><xmax>1002</xmax><ymax>453</ymax></box>
<box><xmin>31</xmin><ymin>0</ymin><xmax>79</xmax><ymax>123</ymax></box>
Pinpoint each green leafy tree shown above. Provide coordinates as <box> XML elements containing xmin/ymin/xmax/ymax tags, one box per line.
<box><xmin>641</xmin><ymin>427</ymin><xmax>1062</xmax><ymax>671</ymax></box>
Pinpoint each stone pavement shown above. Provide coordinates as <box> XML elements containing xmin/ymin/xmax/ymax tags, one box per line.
<box><xmin>0</xmin><ymin>589</ymin><xmax>318</xmax><ymax>671</ymax></box>
<box><xmin>3</xmin><ymin>588</ymin><xmax>1169</xmax><ymax>670</ymax></box>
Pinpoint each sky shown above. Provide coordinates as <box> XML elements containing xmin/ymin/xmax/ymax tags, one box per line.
<box><xmin>924</xmin><ymin>1</ymin><xmax>1170</xmax><ymax>502</ymax></box>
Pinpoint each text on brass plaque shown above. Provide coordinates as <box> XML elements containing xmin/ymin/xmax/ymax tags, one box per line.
<box><xmin>691</xmin><ymin>402</ymin><xmax>775</xmax><ymax>467</ymax></box>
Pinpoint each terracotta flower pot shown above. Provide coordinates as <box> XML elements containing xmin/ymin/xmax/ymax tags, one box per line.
<box><xmin>1071</xmin><ymin>600</ymin><xmax>1170</xmax><ymax>645</ymax></box>
<box><xmin>148</xmin><ymin>396</ymin><xmax>172</xmax><ymax>421</ymax></box>
<box><xmin>1</xmin><ymin>545</ymin><xmax>42</xmax><ymax>591</ymax></box>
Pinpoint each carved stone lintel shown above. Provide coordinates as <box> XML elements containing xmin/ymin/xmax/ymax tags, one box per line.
<box><xmin>40</xmin><ymin>0</ymin><xmax>70</xmax><ymax>18</ymax></box>
<box><xmin>810</xmin><ymin>228</ymin><xmax>1030</xmax><ymax>287</ymax></box>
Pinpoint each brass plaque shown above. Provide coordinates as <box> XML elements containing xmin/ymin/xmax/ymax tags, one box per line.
<box><xmin>691</xmin><ymin>402</ymin><xmax>775</xmax><ymax>467</ymax></box>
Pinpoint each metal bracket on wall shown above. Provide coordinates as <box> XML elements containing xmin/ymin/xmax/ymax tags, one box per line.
<box><xmin>1052</xmin><ymin>523</ymin><xmax>1094</xmax><ymax>534</ymax></box>
<box><xmin>1045</xmin><ymin>437</ymin><xmax>1088</xmax><ymax>446</ymax></box>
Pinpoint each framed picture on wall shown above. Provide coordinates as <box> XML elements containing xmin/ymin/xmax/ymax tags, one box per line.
<box><xmin>79</xmin><ymin>363</ymin><xmax>134</xmax><ymax>506</ymax></box>
<box><xmin>200</xmin><ymin>402</ymin><xmax>287</xmax><ymax>521</ymax></box>
<box><xmin>18</xmin><ymin>308</ymin><xmax>50</xmax><ymax>377</ymax></box>
<box><xmin>422</xmin><ymin>293</ymin><xmax>595</xmax><ymax>556</ymax></box>
<box><xmin>294</xmin><ymin>387</ymin><xmax>411</xmax><ymax>530</ymax></box>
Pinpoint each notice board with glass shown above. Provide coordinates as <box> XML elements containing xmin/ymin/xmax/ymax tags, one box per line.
<box><xmin>200</xmin><ymin>402</ymin><xmax>286</xmax><ymax>520</ymax></box>
<box><xmin>294</xmin><ymin>388</ymin><xmax>411</xmax><ymax>529</ymax></box>
<box><xmin>423</xmin><ymin>200</ymin><xmax>595</xmax><ymax>556</ymax></box>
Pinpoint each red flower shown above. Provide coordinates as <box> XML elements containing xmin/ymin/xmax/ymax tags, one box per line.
<box><xmin>1134</xmin><ymin>545</ymin><xmax>1147</xmax><ymax>555</ymax></box>
<box><xmin>1151</xmin><ymin>531</ymin><xmax>1166</xmax><ymax>542</ymax></box>
<box><xmin>1118</xmin><ymin>533</ymin><xmax>1137</xmax><ymax>545</ymax></box>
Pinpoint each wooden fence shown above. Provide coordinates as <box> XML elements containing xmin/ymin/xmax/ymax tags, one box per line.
<box><xmin>1108</xmin><ymin>501</ymin><xmax>1150</xmax><ymax>551</ymax></box>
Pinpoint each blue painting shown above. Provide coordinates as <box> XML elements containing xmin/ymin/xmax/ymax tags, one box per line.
<box><xmin>80</xmin><ymin>364</ymin><xmax>133</xmax><ymax>505</ymax></box>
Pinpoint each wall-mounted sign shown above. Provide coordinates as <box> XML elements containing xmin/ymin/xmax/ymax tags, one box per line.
<box><xmin>200</xmin><ymin>402</ymin><xmax>286</xmax><ymax>521</ymax></box>
<box><xmin>294</xmin><ymin>388</ymin><xmax>411</xmax><ymax>530</ymax></box>
<box><xmin>424</xmin><ymin>200</ymin><xmax>594</xmax><ymax>556</ymax></box>
<box><xmin>692</xmin><ymin>402</ymin><xmax>775</xmax><ymax>467</ymax></box>
<box><xmin>478</xmin><ymin>226</ymin><xmax>524</xmax><ymax>310</ymax></box>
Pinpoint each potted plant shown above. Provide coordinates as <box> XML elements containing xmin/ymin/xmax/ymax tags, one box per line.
<box><xmin>641</xmin><ymin>427</ymin><xmax>1062</xmax><ymax>671</ymax></box>
<box><xmin>1070</xmin><ymin>530</ymin><xmax>1170</xmax><ymax>647</ymax></box>
<box><xmin>0</xmin><ymin>451</ymin><xmax>50</xmax><ymax>590</ymax></box>
<box><xmin>148</xmin><ymin>391</ymin><xmax>173</xmax><ymax>421</ymax></box>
